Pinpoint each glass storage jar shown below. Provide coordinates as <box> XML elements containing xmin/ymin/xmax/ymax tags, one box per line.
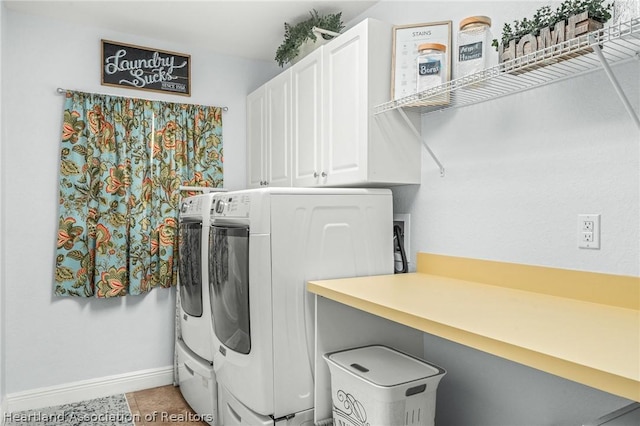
<box><xmin>456</xmin><ymin>16</ymin><xmax>492</xmax><ymax>79</ymax></box>
<box><xmin>415</xmin><ymin>42</ymin><xmax>447</xmax><ymax>93</ymax></box>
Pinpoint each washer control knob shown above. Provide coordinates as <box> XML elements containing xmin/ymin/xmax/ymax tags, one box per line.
<box><xmin>181</xmin><ymin>202</ymin><xmax>189</xmax><ymax>213</ymax></box>
<box><xmin>215</xmin><ymin>199</ymin><xmax>226</xmax><ymax>214</ymax></box>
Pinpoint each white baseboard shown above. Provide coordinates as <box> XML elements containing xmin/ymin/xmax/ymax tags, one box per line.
<box><xmin>6</xmin><ymin>366</ymin><xmax>174</xmax><ymax>413</ymax></box>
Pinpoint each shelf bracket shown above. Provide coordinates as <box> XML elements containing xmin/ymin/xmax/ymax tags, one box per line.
<box><xmin>396</xmin><ymin>108</ymin><xmax>445</xmax><ymax>177</ymax></box>
<box><xmin>590</xmin><ymin>35</ymin><xmax>640</xmax><ymax>130</ymax></box>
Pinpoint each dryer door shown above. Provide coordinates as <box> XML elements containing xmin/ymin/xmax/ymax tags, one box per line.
<box><xmin>209</xmin><ymin>225</ymin><xmax>251</xmax><ymax>354</ymax></box>
<box><xmin>178</xmin><ymin>219</ymin><xmax>203</xmax><ymax>317</ymax></box>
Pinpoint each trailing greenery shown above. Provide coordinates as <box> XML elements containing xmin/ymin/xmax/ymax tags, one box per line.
<box><xmin>275</xmin><ymin>9</ymin><xmax>344</xmax><ymax>67</ymax></box>
<box><xmin>491</xmin><ymin>0</ymin><xmax>613</xmax><ymax>50</ymax></box>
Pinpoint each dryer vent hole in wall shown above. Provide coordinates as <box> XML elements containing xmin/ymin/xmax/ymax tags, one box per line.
<box><xmin>394</xmin><ymin>214</ymin><xmax>410</xmax><ymax>273</ymax></box>
<box><xmin>394</xmin><ymin>223</ymin><xmax>407</xmax><ymax>273</ymax></box>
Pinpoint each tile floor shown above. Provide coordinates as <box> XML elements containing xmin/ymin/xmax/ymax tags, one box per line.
<box><xmin>126</xmin><ymin>385</ymin><xmax>209</xmax><ymax>426</ymax></box>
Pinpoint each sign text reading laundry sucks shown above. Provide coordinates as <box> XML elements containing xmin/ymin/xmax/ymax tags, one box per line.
<box><xmin>101</xmin><ymin>40</ymin><xmax>191</xmax><ymax>96</ymax></box>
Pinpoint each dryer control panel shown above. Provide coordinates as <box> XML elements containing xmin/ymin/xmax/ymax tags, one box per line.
<box><xmin>212</xmin><ymin>194</ymin><xmax>251</xmax><ymax>218</ymax></box>
<box><xmin>180</xmin><ymin>197</ymin><xmax>202</xmax><ymax>215</ymax></box>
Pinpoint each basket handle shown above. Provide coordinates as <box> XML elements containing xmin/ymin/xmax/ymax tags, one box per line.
<box><xmin>350</xmin><ymin>363</ymin><xmax>370</xmax><ymax>373</ymax></box>
<box><xmin>406</xmin><ymin>384</ymin><xmax>427</xmax><ymax>397</ymax></box>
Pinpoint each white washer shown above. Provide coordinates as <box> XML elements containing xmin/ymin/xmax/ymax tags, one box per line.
<box><xmin>178</xmin><ymin>193</ymin><xmax>217</xmax><ymax>362</ymax></box>
<box><xmin>208</xmin><ymin>188</ymin><xmax>393</xmax><ymax>424</ymax></box>
<box><xmin>177</xmin><ymin>192</ymin><xmax>220</xmax><ymax>424</ymax></box>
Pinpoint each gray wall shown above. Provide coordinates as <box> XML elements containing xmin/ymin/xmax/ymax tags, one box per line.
<box><xmin>353</xmin><ymin>1</ymin><xmax>638</xmax><ymax>425</ymax></box>
<box><xmin>1</xmin><ymin>8</ymin><xmax>277</xmax><ymax>395</ymax></box>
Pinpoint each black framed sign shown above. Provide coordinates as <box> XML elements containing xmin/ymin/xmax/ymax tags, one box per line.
<box><xmin>101</xmin><ymin>40</ymin><xmax>191</xmax><ymax>96</ymax></box>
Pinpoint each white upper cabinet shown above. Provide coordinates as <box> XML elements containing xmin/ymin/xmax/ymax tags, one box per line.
<box><xmin>247</xmin><ymin>86</ymin><xmax>266</xmax><ymax>188</ymax></box>
<box><xmin>267</xmin><ymin>70</ymin><xmax>292</xmax><ymax>187</ymax></box>
<box><xmin>247</xmin><ymin>69</ymin><xmax>292</xmax><ymax>188</ymax></box>
<box><xmin>250</xmin><ymin>18</ymin><xmax>421</xmax><ymax>189</ymax></box>
<box><xmin>291</xmin><ymin>48</ymin><xmax>323</xmax><ymax>187</ymax></box>
<box><xmin>319</xmin><ymin>20</ymin><xmax>369</xmax><ymax>186</ymax></box>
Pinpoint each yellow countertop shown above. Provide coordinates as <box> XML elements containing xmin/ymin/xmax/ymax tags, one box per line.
<box><xmin>307</xmin><ymin>254</ymin><xmax>640</xmax><ymax>401</ymax></box>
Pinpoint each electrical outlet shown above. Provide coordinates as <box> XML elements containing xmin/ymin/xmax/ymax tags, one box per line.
<box><xmin>578</xmin><ymin>214</ymin><xmax>600</xmax><ymax>249</ymax></box>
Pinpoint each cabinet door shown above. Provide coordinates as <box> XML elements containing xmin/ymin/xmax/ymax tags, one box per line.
<box><xmin>246</xmin><ymin>86</ymin><xmax>266</xmax><ymax>188</ymax></box>
<box><xmin>322</xmin><ymin>23</ymin><xmax>368</xmax><ymax>185</ymax></box>
<box><xmin>292</xmin><ymin>49</ymin><xmax>323</xmax><ymax>187</ymax></box>
<box><xmin>266</xmin><ymin>70</ymin><xmax>292</xmax><ymax>187</ymax></box>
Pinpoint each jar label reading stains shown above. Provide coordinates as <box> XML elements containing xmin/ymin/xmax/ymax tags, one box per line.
<box><xmin>459</xmin><ymin>42</ymin><xmax>483</xmax><ymax>62</ymax></box>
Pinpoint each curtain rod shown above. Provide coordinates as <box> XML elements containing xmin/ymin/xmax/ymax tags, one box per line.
<box><xmin>56</xmin><ymin>87</ymin><xmax>229</xmax><ymax>111</ymax></box>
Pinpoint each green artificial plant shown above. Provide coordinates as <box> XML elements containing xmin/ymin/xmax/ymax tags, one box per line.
<box><xmin>492</xmin><ymin>0</ymin><xmax>613</xmax><ymax>50</ymax></box>
<box><xmin>275</xmin><ymin>9</ymin><xmax>344</xmax><ymax>67</ymax></box>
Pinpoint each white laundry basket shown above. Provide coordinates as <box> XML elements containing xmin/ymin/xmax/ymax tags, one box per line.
<box><xmin>324</xmin><ymin>345</ymin><xmax>446</xmax><ymax>426</ymax></box>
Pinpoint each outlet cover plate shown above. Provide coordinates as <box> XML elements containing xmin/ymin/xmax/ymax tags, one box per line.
<box><xmin>578</xmin><ymin>214</ymin><xmax>600</xmax><ymax>249</ymax></box>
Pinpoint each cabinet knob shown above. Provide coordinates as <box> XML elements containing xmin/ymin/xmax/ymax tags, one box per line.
<box><xmin>321</xmin><ymin>172</ymin><xmax>327</xmax><ymax>177</ymax></box>
<box><xmin>313</xmin><ymin>172</ymin><xmax>319</xmax><ymax>178</ymax></box>
<box><xmin>259</xmin><ymin>181</ymin><xmax>265</xmax><ymax>186</ymax></box>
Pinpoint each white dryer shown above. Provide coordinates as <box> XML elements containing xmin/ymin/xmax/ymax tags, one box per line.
<box><xmin>208</xmin><ymin>188</ymin><xmax>393</xmax><ymax>425</ymax></box>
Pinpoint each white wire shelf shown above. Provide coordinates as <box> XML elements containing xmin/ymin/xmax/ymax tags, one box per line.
<box><xmin>374</xmin><ymin>18</ymin><xmax>640</xmax><ymax>117</ymax></box>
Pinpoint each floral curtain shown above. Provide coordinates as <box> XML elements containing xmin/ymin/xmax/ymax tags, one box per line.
<box><xmin>54</xmin><ymin>91</ymin><xmax>223</xmax><ymax>297</ymax></box>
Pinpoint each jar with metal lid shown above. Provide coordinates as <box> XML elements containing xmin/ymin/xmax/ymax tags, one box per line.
<box><xmin>457</xmin><ymin>16</ymin><xmax>492</xmax><ymax>79</ymax></box>
<box><xmin>415</xmin><ymin>42</ymin><xmax>447</xmax><ymax>94</ymax></box>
